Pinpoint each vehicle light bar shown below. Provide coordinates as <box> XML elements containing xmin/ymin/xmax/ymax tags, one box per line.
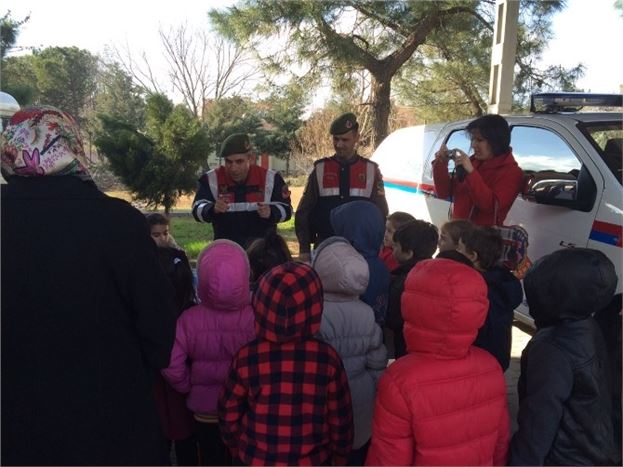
<box><xmin>530</xmin><ymin>92</ymin><xmax>623</xmax><ymax>113</ymax></box>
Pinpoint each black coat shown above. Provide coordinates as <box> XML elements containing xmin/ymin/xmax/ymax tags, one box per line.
<box><xmin>1</xmin><ymin>176</ymin><xmax>178</xmax><ymax>465</ymax></box>
<box><xmin>509</xmin><ymin>318</ymin><xmax>617</xmax><ymax>466</ymax></box>
<box><xmin>509</xmin><ymin>248</ymin><xmax>619</xmax><ymax>466</ymax></box>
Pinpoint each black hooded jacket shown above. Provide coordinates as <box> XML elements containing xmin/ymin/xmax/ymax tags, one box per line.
<box><xmin>509</xmin><ymin>248</ymin><xmax>619</xmax><ymax>466</ymax></box>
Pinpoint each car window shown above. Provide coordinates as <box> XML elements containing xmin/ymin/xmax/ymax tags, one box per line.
<box><xmin>580</xmin><ymin>122</ymin><xmax>623</xmax><ymax>185</ymax></box>
<box><xmin>510</xmin><ymin>126</ymin><xmax>582</xmax><ymax>175</ymax></box>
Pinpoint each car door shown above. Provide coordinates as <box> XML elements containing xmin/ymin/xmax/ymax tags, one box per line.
<box><xmin>504</xmin><ymin>117</ymin><xmax>603</xmax><ymax>256</ymax></box>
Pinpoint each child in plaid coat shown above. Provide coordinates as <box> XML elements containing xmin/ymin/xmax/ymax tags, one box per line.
<box><xmin>218</xmin><ymin>262</ymin><xmax>354</xmax><ymax>466</ymax></box>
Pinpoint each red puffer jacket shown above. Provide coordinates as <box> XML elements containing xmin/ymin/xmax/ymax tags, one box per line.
<box><xmin>366</xmin><ymin>259</ymin><xmax>510</xmax><ymax>466</ymax></box>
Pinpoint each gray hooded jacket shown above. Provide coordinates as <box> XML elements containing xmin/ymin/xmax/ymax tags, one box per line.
<box><xmin>312</xmin><ymin>236</ymin><xmax>388</xmax><ymax>449</ymax></box>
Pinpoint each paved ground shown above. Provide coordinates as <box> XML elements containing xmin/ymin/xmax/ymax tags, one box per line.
<box><xmin>506</xmin><ymin>322</ymin><xmax>534</xmax><ymax>433</ymax></box>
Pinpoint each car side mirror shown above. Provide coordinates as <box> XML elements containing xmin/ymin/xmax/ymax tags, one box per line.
<box><xmin>523</xmin><ymin>167</ymin><xmax>596</xmax><ymax>212</ymax></box>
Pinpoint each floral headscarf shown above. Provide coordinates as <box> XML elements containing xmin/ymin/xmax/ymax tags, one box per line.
<box><xmin>1</xmin><ymin>105</ymin><xmax>92</xmax><ymax>181</ymax></box>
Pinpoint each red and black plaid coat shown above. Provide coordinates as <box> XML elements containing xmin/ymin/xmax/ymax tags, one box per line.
<box><xmin>218</xmin><ymin>262</ymin><xmax>353</xmax><ymax>466</ymax></box>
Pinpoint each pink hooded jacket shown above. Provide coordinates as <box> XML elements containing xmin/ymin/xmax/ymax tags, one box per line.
<box><xmin>162</xmin><ymin>239</ymin><xmax>255</xmax><ymax>415</ymax></box>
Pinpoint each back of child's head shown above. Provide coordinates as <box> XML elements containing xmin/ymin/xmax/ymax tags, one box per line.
<box><xmin>403</xmin><ymin>258</ymin><xmax>488</xmax><ymax>356</ymax></box>
<box><xmin>252</xmin><ymin>262</ymin><xmax>323</xmax><ymax>344</ymax></box>
<box><xmin>524</xmin><ymin>248</ymin><xmax>618</xmax><ymax>328</ymax></box>
<box><xmin>459</xmin><ymin>226</ymin><xmax>503</xmax><ymax>270</ymax></box>
<box><xmin>439</xmin><ymin>219</ymin><xmax>474</xmax><ymax>252</ymax></box>
<box><xmin>312</xmin><ymin>236</ymin><xmax>369</xmax><ymax>298</ymax></box>
<box><xmin>388</xmin><ymin>211</ymin><xmax>416</xmax><ymax>228</ymax></box>
<box><xmin>330</xmin><ymin>200</ymin><xmax>385</xmax><ymax>257</ymax></box>
<box><xmin>246</xmin><ymin>230</ymin><xmax>293</xmax><ymax>283</ymax></box>
<box><xmin>196</xmin><ymin>239</ymin><xmax>251</xmax><ymax>307</ymax></box>
<box><xmin>157</xmin><ymin>246</ymin><xmax>196</xmax><ymax>315</ymax></box>
<box><xmin>393</xmin><ymin>220</ymin><xmax>439</xmax><ymax>262</ymax></box>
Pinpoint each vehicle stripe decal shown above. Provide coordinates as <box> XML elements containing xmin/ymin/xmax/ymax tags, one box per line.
<box><xmin>384</xmin><ymin>179</ymin><xmax>437</xmax><ymax>196</ymax></box>
<box><xmin>387</xmin><ymin>179</ymin><xmax>623</xmax><ymax>249</ymax></box>
<box><xmin>590</xmin><ymin>220</ymin><xmax>622</xmax><ymax>248</ymax></box>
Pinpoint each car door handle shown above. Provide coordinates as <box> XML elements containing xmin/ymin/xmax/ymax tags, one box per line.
<box><xmin>559</xmin><ymin>240</ymin><xmax>576</xmax><ymax>248</ymax></box>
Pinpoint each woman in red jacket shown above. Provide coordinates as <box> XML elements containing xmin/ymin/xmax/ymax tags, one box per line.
<box><xmin>365</xmin><ymin>258</ymin><xmax>510</xmax><ymax>466</ymax></box>
<box><xmin>433</xmin><ymin>114</ymin><xmax>524</xmax><ymax>226</ymax></box>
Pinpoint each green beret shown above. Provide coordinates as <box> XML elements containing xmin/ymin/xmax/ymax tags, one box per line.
<box><xmin>220</xmin><ymin>133</ymin><xmax>252</xmax><ymax>158</ymax></box>
<box><xmin>330</xmin><ymin>112</ymin><xmax>359</xmax><ymax>135</ymax></box>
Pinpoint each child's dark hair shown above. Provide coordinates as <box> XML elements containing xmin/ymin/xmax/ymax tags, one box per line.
<box><xmin>460</xmin><ymin>226</ymin><xmax>503</xmax><ymax>270</ymax></box>
<box><xmin>157</xmin><ymin>247</ymin><xmax>196</xmax><ymax>315</ymax></box>
<box><xmin>246</xmin><ymin>230</ymin><xmax>293</xmax><ymax>283</ymax></box>
<box><xmin>441</xmin><ymin>219</ymin><xmax>474</xmax><ymax>245</ymax></box>
<box><xmin>387</xmin><ymin>211</ymin><xmax>416</xmax><ymax>228</ymax></box>
<box><xmin>393</xmin><ymin>220</ymin><xmax>439</xmax><ymax>261</ymax></box>
<box><xmin>145</xmin><ymin>212</ymin><xmax>170</xmax><ymax>227</ymax></box>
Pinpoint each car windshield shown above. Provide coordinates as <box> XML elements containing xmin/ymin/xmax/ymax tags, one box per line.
<box><xmin>580</xmin><ymin>121</ymin><xmax>623</xmax><ymax>186</ymax></box>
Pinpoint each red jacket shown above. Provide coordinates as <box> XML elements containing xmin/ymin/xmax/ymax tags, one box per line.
<box><xmin>433</xmin><ymin>152</ymin><xmax>524</xmax><ymax>225</ymax></box>
<box><xmin>366</xmin><ymin>259</ymin><xmax>510</xmax><ymax>466</ymax></box>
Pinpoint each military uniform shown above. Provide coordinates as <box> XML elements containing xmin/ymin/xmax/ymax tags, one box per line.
<box><xmin>295</xmin><ymin>113</ymin><xmax>388</xmax><ymax>255</ymax></box>
<box><xmin>192</xmin><ymin>134</ymin><xmax>292</xmax><ymax>247</ymax></box>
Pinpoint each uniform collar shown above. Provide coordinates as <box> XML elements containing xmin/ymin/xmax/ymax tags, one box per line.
<box><xmin>332</xmin><ymin>153</ymin><xmax>360</xmax><ymax>165</ymax></box>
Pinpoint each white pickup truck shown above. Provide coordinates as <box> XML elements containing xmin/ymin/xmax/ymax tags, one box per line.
<box><xmin>372</xmin><ymin>92</ymin><xmax>622</xmax><ymax>327</ymax></box>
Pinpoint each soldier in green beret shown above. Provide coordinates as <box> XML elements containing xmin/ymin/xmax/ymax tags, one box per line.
<box><xmin>295</xmin><ymin>112</ymin><xmax>388</xmax><ymax>262</ymax></box>
<box><xmin>191</xmin><ymin>133</ymin><xmax>293</xmax><ymax>247</ymax></box>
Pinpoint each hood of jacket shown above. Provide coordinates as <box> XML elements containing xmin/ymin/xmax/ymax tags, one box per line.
<box><xmin>330</xmin><ymin>200</ymin><xmax>384</xmax><ymax>258</ymax></box>
<box><xmin>402</xmin><ymin>258</ymin><xmax>489</xmax><ymax>358</ymax></box>
<box><xmin>196</xmin><ymin>239</ymin><xmax>251</xmax><ymax>310</ymax></box>
<box><xmin>252</xmin><ymin>261</ymin><xmax>323</xmax><ymax>343</ymax></box>
<box><xmin>312</xmin><ymin>236</ymin><xmax>369</xmax><ymax>301</ymax></box>
<box><xmin>524</xmin><ymin>247</ymin><xmax>617</xmax><ymax>328</ymax></box>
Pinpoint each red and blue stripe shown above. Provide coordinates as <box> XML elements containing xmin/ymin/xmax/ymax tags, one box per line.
<box><xmin>589</xmin><ymin>220</ymin><xmax>622</xmax><ymax>248</ymax></box>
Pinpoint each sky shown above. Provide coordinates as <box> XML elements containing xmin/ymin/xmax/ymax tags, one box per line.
<box><xmin>4</xmin><ymin>0</ymin><xmax>623</xmax><ymax>104</ymax></box>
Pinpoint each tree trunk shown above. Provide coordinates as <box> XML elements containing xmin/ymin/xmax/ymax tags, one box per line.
<box><xmin>370</xmin><ymin>75</ymin><xmax>392</xmax><ymax>150</ymax></box>
<box><xmin>163</xmin><ymin>195</ymin><xmax>172</xmax><ymax>217</ymax></box>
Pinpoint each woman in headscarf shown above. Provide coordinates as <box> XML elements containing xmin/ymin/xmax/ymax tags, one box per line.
<box><xmin>1</xmin><ymin>106</ymin><xmax>178</xmax><ymax>465</ymax></box>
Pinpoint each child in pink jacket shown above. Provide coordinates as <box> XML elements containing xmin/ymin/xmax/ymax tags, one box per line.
<box><xmin>162</xmin><ymin>239</ymin><xmax>255</xmax><ymax>465</ymax></box>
